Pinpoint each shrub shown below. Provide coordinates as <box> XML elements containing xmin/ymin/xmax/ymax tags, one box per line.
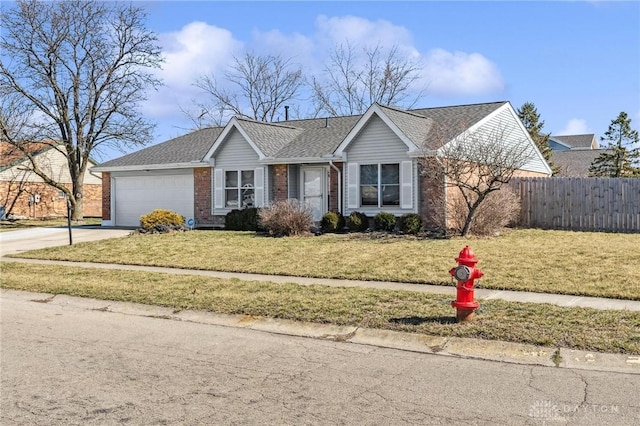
<box><xmin>139</xmin><ymin>209</ymin><xmax>186</xmax><ymax>233</ymax></box>
<box><xmin>398</xmin><ymin>213</ymin><xmax>423</xmax><ymax>235</ymax></box>
<box><xmin>259</xmin><ymin>200</ymin><xmax>313</xmax><ymax>237</ymax></box>
<box><xmin>320</xmin><ymin>211</ymin><xmax>345</xmax><ymax>233</ymax></box>
<box><xmin>225</xmin><ymin>208</ymin><xmax>260</xmax><ymax>231</ymax></box>
<box><xmin>448</xmin><ymin>187</ymin><xmax>521</xmax><ymax>236</ymax></box>
<box><xmin>346</xmin><ymin>211</ymin><xmax>369</xmax><ymax>232</ymax></box>
<box><xmin>374</xmin><ymin>212</ymin><xmax>396</xmax><ymax>232</ymax></box>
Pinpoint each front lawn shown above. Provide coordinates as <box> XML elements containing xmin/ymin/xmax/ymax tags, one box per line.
<box><xmin>2</xmin><ymin>262</ymin><xmax>639</xmax><ymax>354</ymax></box>
<box><xmin>8</xmin><ymin>228</ymin><xmax>640</xmax><ymax>300</ymax></box>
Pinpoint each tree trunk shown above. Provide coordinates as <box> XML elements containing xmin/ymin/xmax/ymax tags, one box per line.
<box><xmin>460</xmin><ymin>206</ymin><xmax>477</xmax><ymax>237</ymax></box>
<box><xmin>71</xmin><ymin>181</ymin><xmax>84</xmax><ymax>221</ymax></box>
<box><xmin>461</xmin><ymin>198</ymin><xmax>484</xmax><ymax>237</ymax></box>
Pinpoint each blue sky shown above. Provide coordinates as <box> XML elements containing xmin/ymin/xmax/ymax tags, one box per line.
<box><xmin>129</xmin><ymin>1</ymin><xmax>638</xmax><ymax>160</ymax></box>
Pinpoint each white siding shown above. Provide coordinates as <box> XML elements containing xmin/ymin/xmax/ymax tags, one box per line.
<box><xmin>215</xmin><ymin>128</ymin><xmax>261</xmax><ymax>169</ymax></box>
<box><xmin>1</xmin><ymin>149</ymin><xmax>101</xmax><ymax>185</ymax></box>
<box><xmin>475</xmin><ymin>106</ymin><xmax>551</xmax><ymax>175</ymax></box>
<box><xmin>211</xmin><ymin>128</ymin><xmax>265</xmax><ymax>214</ymax></box>
<box><xmin>346</xmin><ymin>114</ymin><xmax>409</xmax><ymax>162</ymax></box>
<box><xmin>343</xmin><ymin>114</ymin><xmax>417</xmax><ymax>216</ymax></box>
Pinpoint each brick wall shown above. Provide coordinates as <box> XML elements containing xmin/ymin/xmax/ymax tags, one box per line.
<box><xmin>418</xmin><ymin>158</ymin><xmax>446</xmax><ymax>229</ymax></box>
<box><xmin>101</xmin><ymin>172</ymin><xmax>110</xmax><ymax>220</ymax></box>
<box><xmin>328</xmin><ymin>162</ymin><xmax>343</xmax><ymax>212</ymax></box>
<box><xmin>272</xmin><ymin>164</ymin><xmax>288</xmax><ymax>202</ymax></box>
<box><xmin>194</xmin><ymin>167</ymin><xmax>214</xmax><ymax>225</ymax></box>
<box><xmin>1</xmin><ymin>181</ymin><xmax>102</xmax><ymax>218</ymax></box>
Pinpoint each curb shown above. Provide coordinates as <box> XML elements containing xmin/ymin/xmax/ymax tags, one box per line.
<box><xmin>3</xmin><ymin>288</ymin><xmax>639</xmax><ymax>375</ymax></box>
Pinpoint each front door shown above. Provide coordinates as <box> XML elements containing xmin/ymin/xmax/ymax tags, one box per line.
<box><xmin>301</xmin><ymin>167</ymin><xmax>327</xmax><ymax>222</ymax></box>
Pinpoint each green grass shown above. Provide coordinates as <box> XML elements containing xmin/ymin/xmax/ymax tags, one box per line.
<box><xmin>9</xmin><ymin>229</ymin><xmax>640</xmax><ymax>300</ymax></box>
<box><xmin>0</xmin><ymin>217</ymin><xmax>101</xmax><ymax>232</ymax></box>
<box><xmin>2</xmin><ymin>262</ymin><xmax>638</xmax><ymax>354</ymax></box>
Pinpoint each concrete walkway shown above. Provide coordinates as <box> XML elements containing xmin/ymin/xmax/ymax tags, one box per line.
<box><xmin>3</xmin><ymin>256</ymin><xmax>640</xmax><ymax>312</ymax></box>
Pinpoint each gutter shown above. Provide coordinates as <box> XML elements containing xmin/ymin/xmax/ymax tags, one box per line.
<box><xmin>92</xmin><ymin>162</ymin><xmax>209</xmax><ymax>173</ymax></box>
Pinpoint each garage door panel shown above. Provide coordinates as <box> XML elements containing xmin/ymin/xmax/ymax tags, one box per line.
<box><xmin>114</xmin><ymin>173</ymin><xmax>194</xmax><ymax>227</ymax></box>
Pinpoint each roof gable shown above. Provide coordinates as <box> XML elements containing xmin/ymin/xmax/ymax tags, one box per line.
<box><xmin>204</xmin><ymin>117</ymin><xmax>275</xmax><ymax>161</ymax></box>
<box><xmin>334</xmin><ymin>103</ymin><xmax>422</xmax><ymax>156</ymax></box>
<box><xmin>437</xmin><ymin>102</ymin><xmax>553</xmax><ymax>175</ymax></box>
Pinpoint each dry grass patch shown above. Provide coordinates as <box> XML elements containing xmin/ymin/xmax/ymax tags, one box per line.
<box><xmin>9</xmin><ymin>229</ymin><xmax>640</xmax><ymax>300</ymax></box>
<box><xmin>1</xmin><ymin>262</ymin><xmax>639</xmax><ymax>354</ymax></box>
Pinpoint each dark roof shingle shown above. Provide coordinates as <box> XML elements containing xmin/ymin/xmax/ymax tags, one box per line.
<box><xmin>97</xmin><ymin>101</ymin><xmax>508</xmax><ymax>167</ymax></box>
<box><xmin>97</xmin><ymin>127</ymin><xmax>223</xmax><ymax>168</ymax></box>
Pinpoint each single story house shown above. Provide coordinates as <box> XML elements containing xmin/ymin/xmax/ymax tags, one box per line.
<box><xmin>0</xmin><ymin>142</ymin><xmax>102</xmax><ymax>219</ymax></box>
<box><xmin>93</xmin><ymin>101</ymin><xmax>552</xmax><ymax>228</ymax></box>
<box><xmin>548</xmin><ymin>134</ymin><xmax>610</xmax><ymax>177</ymax></box>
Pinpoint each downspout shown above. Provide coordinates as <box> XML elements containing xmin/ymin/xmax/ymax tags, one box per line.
<box><xmin>328</xmin><ymin>160</ymin><xmax>341</xmax><ymax>213</ymax></box>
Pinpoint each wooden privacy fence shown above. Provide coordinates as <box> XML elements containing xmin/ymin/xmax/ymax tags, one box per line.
<box><xmin>508</xmin><ymin>177</ymin><xmax>640</xmax><ymax>233</ymax></box>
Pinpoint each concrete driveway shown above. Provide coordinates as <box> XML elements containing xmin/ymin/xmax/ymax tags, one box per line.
<box><xmin>0</xmin><ymin>226</ymin><xmax>132</xmax><ymax>256</ymax></box>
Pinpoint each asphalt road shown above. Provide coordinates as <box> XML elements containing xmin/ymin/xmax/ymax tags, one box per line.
<box><xmin>0</xmin><ymin>226</ymin><xmax>131</xmax><ymax>256</ymax></box>
<box><xmin>1</xmin><ymin>293</ymin><xmax>639</xmax><ymax>425</ymax></box>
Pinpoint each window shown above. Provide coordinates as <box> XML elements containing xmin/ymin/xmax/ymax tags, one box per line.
<box><xmin>225</xmin><ymin>170</ymin><xmax>254</xmax><ymax>208</ymax></box>
<box><xmin>360</xmin><ymin>163</ymin><xmax>399</xmax><ymax>207</ymax></box>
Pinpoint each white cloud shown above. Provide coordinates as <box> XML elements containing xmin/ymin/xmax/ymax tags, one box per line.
<box><xmin>314</xmin><ymin>15</ymin><xmax>414</xmax><ymax>50</ymax></box>
<box><xmin>143</xmin><ymin>22</ymin><xmax>242</xmax><ymax>119</ymax></box>
<box><xmin>142</xmin><ymin>14</ymin><xmax>506</xmax><ymax>132</ymax></box>
<box><xmin>422</xmin><ymin>49</ymin><xmax>504</xmax><ymax>96</ymax></box>
<box><xmin>556</xmin><ymin>118</ymin><xmax>591</xmax><ymax>136</ymax></box>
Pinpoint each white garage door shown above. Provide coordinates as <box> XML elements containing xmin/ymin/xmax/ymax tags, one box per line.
<box><xmin>113</xmin><ymin>172</ymin><xmax>194</xmax><ymax>227</ymax></box>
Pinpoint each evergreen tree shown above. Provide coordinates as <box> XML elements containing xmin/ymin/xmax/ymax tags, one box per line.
<box><xmin>516</xmin><ymin>102</ymin><xmax>558</xmax><ymax>174</ymax></box>
<box><xmin>589</xmin><ymin>112</ymin><xmax>640</xmax><ymax>177</ymax></box>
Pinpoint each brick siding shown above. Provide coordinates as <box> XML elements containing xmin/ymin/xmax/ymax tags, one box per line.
<box><xmin>328</xmin><ymin>162</ymin><xmax>343</xmax><ymax>212</ymax></box>
<box><xmin>272</xmin><ymin>164</ymin><xmax>288</xmax><ymax>202</ymax></box>
<box><xmin>418</xmin><ymin>158</ymin><xmax>446</xmax><ymax>229</ymax></box>
<box><xmin>101</xmin><ymin>172</ymin><xmax>110</xmax><ymax>220</ymax></box>
<box><xmin>1</xmin><ymin>181</ymin><xmax>102</xmax><ymax>218</ymax></box>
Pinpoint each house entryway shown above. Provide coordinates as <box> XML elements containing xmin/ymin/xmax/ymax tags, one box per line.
<box><xmin>301</xmin><ymin>167</ymin><xmax>327</xmax><ymax>222</ymax></box>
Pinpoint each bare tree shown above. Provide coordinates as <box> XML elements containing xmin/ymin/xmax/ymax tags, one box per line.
<box><xmin>424</xmin><ymin>124</ymin><xmax>536</xmax><ymax>236</ymax></box>
<box><xmin>311</xmin><ymin>42</ymin><xmax>425</xmax><ymax>117</ymax></box>
<box><xmin>0</xmin><ymin>0</ymin><xmax>162</xmax><ymax>220</ymax></box>
<box><xmin>193</xmin><ymin>52</ymin><xmax>303</xmax><ymax>125</ymax></box>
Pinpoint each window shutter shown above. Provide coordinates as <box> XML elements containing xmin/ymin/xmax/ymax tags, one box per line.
<box><xmin>347</xmin><ymin>162</ymin><xmax>359</xmax><ymax>209</ymax></box>
<box><xmin>400</xmin><ymin>160</ymin><xmax>413</xmax><ymax>209</ymax></box>
<box><xmin>214</xmin><ymin>168</ymin><xmax>224</xmax><ymax>209</ymax></box>
<box><xmin>254</xmin><ymin>167</ymin><xmax>264</xmax><ymax>207</ymax></box>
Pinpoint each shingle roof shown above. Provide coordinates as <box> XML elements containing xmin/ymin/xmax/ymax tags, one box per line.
<box><xmin>96</xmin><ymin>127</ymin><xmax>224</xmax><ymax>168</ymax></box>
<box><xmin>0</xmin><ymin>141</ymin><xmax>61</xmax><ymax>172</ymax></box>
<box><xmin>97</xmin><ymin>101</ymin><xmax>508</xmax><ymax>168</ymax></box>
<box><xmin>552</xmin><ymin>149</ymin><xmax>609</xmax><ymax>177</ymax></box>
<box><xmin>410</xmin><ymin>102</ymin><xmax>507</xmax><ymax>149</ymax></box>
<box><xmin>553</xmin><ymin>134</ymin><xmax>597</xmax><ymax>149</ymax></box>
<box><xmin>273</xmin><ymin>115</ymin><xmax>361</xmax><ymax>158</ymax></box>
<box><xmin>377</xmin><ymin>105</ymin><xmax>434</xmax><ymax>147</ymax></box>
<box><xmin>1</xmin><ymin>141</ymin><xmax>55</xmax><ymax>169</ymax></box>
<box><xmin>235</xmin><ymin>118</ymin><xmax>303</xmax><ymax>157</ymax></box>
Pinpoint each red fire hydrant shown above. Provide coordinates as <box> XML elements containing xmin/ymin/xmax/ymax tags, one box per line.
<box><xmin>450</xmin><ymin>245</ymin><xmax>483</xmax><ymax>322</ymax></box>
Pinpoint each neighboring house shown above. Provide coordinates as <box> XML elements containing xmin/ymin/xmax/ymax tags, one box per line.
<box><xmin>0</xmin><ymin>142</ymin><xmax>102</xmax><ymax>218</ymax></box>
<box><xmin>549</xmin><ymin>134</ymin><xmax>599</xmax><ymax>151</ymax></box>
<box><xmin>93</xmin><ymin>101</ymin><xmax>552</xmax><ymax>228</ymax></box>
<box><xmin>548</xmin><ymin>134</ymin><xmax>608</xmax><ymax>177</ymax></box>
